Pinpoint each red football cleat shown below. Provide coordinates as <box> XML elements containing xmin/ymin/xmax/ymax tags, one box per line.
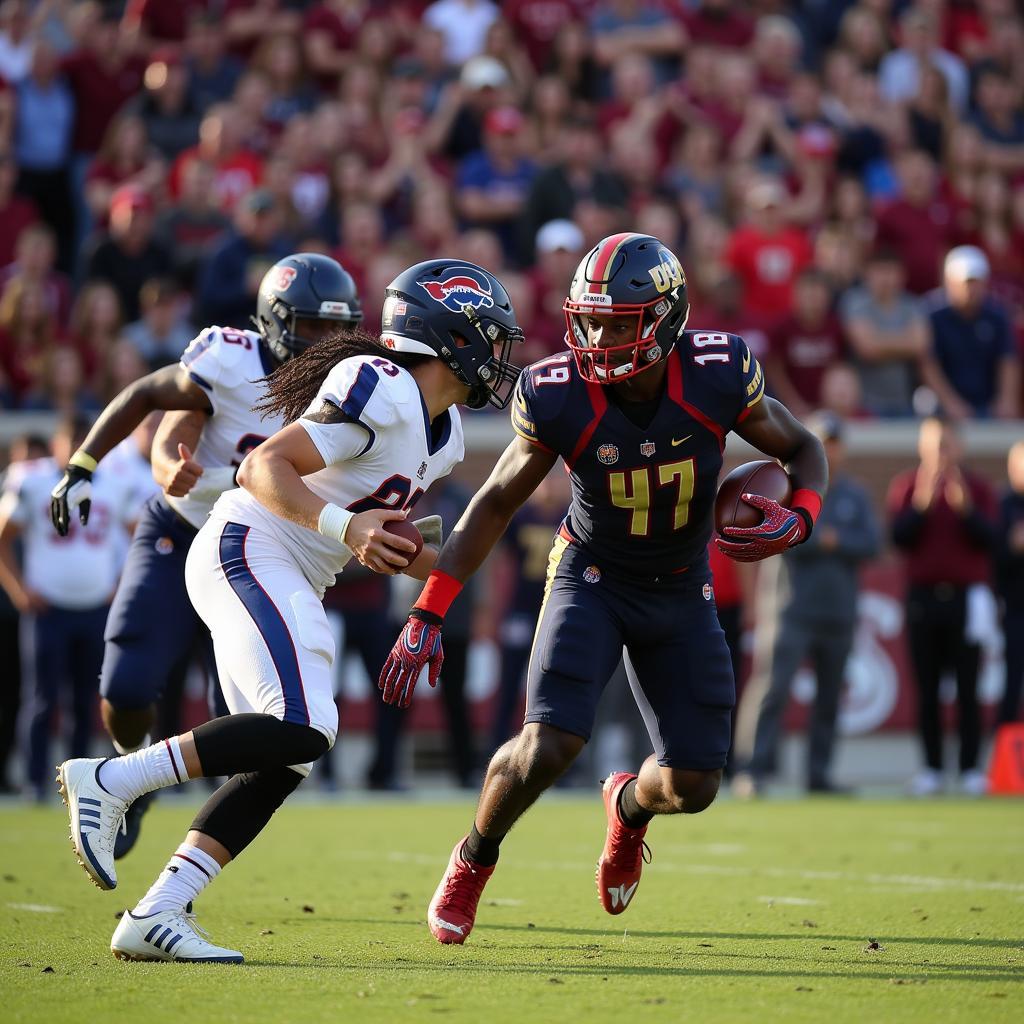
<box><xmin>596</xmin><ymin>771</ymin><xmax>651</xmax><ymax>915</ymax></box>
<box><xmin>427</xmin><ymin>837</ymin><xmax>495</xmax><ymax>945</ymax></box>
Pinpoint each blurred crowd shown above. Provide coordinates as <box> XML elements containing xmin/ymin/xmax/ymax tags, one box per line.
<box><xmin>0</xmin><ymin>0</ymin><xmax>1021</xmax><ymax>419</ymax></box>
<box><xmin>0</xmin><ymin>0</ymin><xmax>1023</xmax><ymax>797</ymax></box>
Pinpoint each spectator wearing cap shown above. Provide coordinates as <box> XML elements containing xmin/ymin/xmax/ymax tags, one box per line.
<box><xmin>122</xmin><ymin>277</ymin><xmax>194</xmax><ymax>371</ymax></box>
<box><xmin>839</xmin><ymin>247</ymin><xmax>928</xmax><ymax>418</ymax></box>
<box><xmin>431</xmin><ymin>54</ymin><xmax>511</xmax><ymax>162</ymax></box>
<box><xmin>128</xmin><ymin>46</ymin><xmax>203</xmax><ymax>160</ymax></box>
<box><xmin>527</xmin><ymin>219</ymin><xmax>583</xmax><ymax>358</ymax></box>
<box><xmin>725</xmin><ymin>178</ymin><xmax>812</xmax><ymax>319</ymax></box>
<box><xmin>522</xmin><ymin>116</ymin><xmax>627</xmax><ymax>261</ymax></box>
<box><xmin>424</xmin><ymin>0</ymin><xmax>498</xmax><ymax>66</ymax></box>
<box><xmin>922</xmin><ymin>246</ymin><xmax>1019</xmax><ymax>420</ymax></box>
<box><xmin>765</xmin><ymin>268</ymin><xmax>845</xmax><ymax>418</ymax></box>
<box><xmin>195</xmin><ymin>187</ymin><xmax>289</xmax><ymax>328</ymax></box>
<box><xmin>13</xmin><ymin>41</ymin><xmax>74</xmax><ymax>272</ymax></box>
<box><xmin>888</xmin><ymin>416</ymin><xmax>998</xmax><ymax>797</ymax></box>
<box><xmin>878</xmin><ymin>8</ymin><xmax>968</xmax><ymax>114</ymax></box>
<box><xmin>875</xmin><ymin>149</ymin><xmax>965</xmax><ymax>295</ymax></box>
<box><xmin>84</xmin><ymin>113</ymin><xmax>167</xmax><ymax>231</ymax></box>
<box><xmin>734</xmin><ymin>412</ymin><xmax>879</xmax><ymax>797</ymax></box>
<box><xmin>83</xmin><ymin>186</ymin><xmax>172</xmax><ymax>321</ymax></box>
<box><xmin>456</xmin><ymin>105</ymin><xmax>537</xmax><ymax>266</ymax></box>
<box><xmin>0</xmin><ymin>149</ymin><xmax>36</xmax><ymax>267</ymax></box>
<box><xmin>996</xmin><ymin>441</ymin><xmax>1024</xmax><ymax>726</ymax></box>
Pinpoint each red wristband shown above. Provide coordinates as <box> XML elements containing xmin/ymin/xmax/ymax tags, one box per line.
<box><xmin>414</xmin><ymin>570</ymin><xmax>463</xmax><ymax>618</ymax></box>
<box><xmin>791</xmin><ymin>488</ymin><xmax>823</xmax><ymax>524</ymax></box>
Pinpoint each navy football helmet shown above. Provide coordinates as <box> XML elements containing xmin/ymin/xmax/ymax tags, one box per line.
<box><xmin>254</xmin><ymin>253</ymin><xmax>362</xmax><ymax>362</ymax></box>
<box><xmin>564</xmin><ymin>233</ymin><xmax>690</xmax><ymax>383</ymax></box>
<box><xmin>379</xmin><ymin>259</ymin><xmax>524</xmax><ymax>409</ymax></box>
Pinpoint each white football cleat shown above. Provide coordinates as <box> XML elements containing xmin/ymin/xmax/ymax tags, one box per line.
<box><xmin>112</xmin><ymin>907</ymin><xmax>244</xmax><ymax>963</ymax></box>
<box><xmin>959</xmin><ymin>769</ymin><xmax>989</xmax><ymax>797</ymax></box>
<box><xmin>907</xmin><ymin>769</ymin><xmax>944</xmax><ymax>798</ymax></box>
<box><xmin>56</xmin><ymin>758</ymin><xmax>128</xmax><ymax>891</ymax></box>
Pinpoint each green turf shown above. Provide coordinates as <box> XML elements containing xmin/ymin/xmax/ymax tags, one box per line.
<box><xmin>1</xmin><ymin>794</ymin><xmax>1022</xmax><ymax>1023</ymax></box>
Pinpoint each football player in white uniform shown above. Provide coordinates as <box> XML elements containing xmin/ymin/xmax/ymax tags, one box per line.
<box><xmin>56</xmin><ymin>259</ymin><xmax>523</xmax><ymax>963</ymax></box>
<box><xmin>50</xmin><ymin>254</ymin><xmax>362</xmax><ymax>857</ymax></box>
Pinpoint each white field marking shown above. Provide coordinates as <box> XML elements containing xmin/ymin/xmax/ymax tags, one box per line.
<box><xmin>758</xmin><ymin>896</ymin><xmax>821</xmax><ymax>906</ymax></box>
<box><xmin>7</xmin><ymin>902</ymin><xmax>61</xmax><ymax>913</ymax></box>
<box><xmin>375</xmin><ymin>850</ymin><xmax>1024</xmax><ymax>894</ymax></box>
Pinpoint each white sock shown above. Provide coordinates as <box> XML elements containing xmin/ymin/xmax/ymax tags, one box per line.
<box><xmin>134</xmin><ymin>844</ymin><xmax>221</xmax><ymax>917</ymax></box>
<box><xmin>99</xmin><ymin>737</ymin><xmax>190</xmax><ymax>803</ymax></box>
<box><xmin>112</xmin><ymin>733</ymin><xmax>150</xmax><ymax>756</ymax></box>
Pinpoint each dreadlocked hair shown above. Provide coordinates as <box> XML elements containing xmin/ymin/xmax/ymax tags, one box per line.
<box><xmin>254</xmin><ymin>327</ymin><xmax>431</xmax><ymax>423</ymax></box>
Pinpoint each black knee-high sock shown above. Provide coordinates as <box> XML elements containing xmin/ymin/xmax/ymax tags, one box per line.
<box><xmin>191</xmin><ymin>713</ymin><xmax>329</xmax><ymax>776</ymax></box>
<box><xmin>618</xmin><ymin>778</ymin><xmax>654</xmax><ymax>829</ymax></box>
<box><xmin>463</xmin><ymin>824</ymin><xmax>502</xmax><ymax>867</ymax></box>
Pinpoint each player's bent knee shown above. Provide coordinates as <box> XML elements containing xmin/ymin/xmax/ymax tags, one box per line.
<box><xmin>516</xmin><ymin>723</ymin><xmax>584</xmax><ymax>787</ymax></box>
<box><xmin>663</xmin><ymin>768</ymin><xmax>722</xmax><ymax>814</ymax></box>
<box><xmin>190</xmin><ymin>766</ymin><xmax>305</xmax><ymax>858</ymax></box>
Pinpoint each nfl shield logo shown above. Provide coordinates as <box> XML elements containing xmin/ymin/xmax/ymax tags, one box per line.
<box><xmin>640</xmin><ymin>441</ymin><xmax>656</xmax><ymax>458</ymax></box>
<box><xmin>583</xmin><ymin>565</ymin><xmax>601</xmax><ymax>584</ymax></box>
<box><xmin>703</xmin><ymin>583</ymin><xmax>713</xmax><ymax>601</ymax></box>
<box><xmin>597</xmin><ymin>443</ymin><xmax>619</xmax><ymax>465</ymax></box>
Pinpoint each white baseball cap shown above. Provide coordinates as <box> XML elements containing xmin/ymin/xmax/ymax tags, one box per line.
<box><xmin>536</xmin><ymin>219</ymin><xmax>584</xmax><ymax>254</ymax></box>
<box><xmin>460</xmin><ymin>56</ymin><xmax>509</xmax><ymax>91</ymax></box>
<box><xmin>944</xmin><ymin>245</ymin><xmax>989</xmax><ymax>282</ymax></box>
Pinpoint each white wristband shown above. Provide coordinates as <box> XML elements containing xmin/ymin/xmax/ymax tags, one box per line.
<box><xmin>317</xmin><ymin>503</ymin><xmax>354</xmax><ymax>544</ymax></box>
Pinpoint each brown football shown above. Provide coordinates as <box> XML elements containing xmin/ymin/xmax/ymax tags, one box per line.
<box><xmin>714</xmin><ymin>460</ymin><xmax>793</xmax><ymax>534</ymax></box>
<box><xmin>383</xmin><ymin>518</ymin><xmax>424</xmax><ymax>561</ymax></box>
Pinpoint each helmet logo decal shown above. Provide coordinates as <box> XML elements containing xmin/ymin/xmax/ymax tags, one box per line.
<box><xmin>648</xmin><ymin>250</ymin><xmax>685</xmax><ymax>294</ymax></box>
<box><xmin>271</xmin><ymin>265</ymin><xmax>298</xmax><ymax>292</ymax></box>
<box><xmin>419</xmin><ymin>271</ymin><xmax>494</xmax><ymax>312</ymax></box>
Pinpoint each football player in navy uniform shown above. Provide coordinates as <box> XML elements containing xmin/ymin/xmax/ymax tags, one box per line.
<box><xmin>49</xmin><ymin>254</ymin><xmax>361</xmax><ymax>857</ymax></box>
<box><xmin>379</xmin><ymin>233</ymin><xmax>829</xmax><ymax>944</ymax></box>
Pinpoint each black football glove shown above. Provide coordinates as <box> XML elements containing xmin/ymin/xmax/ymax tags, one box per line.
<box><xmin>50</xmin><ymin>463</ymin><xmax>93</xmax><ymax>536</ymax></box>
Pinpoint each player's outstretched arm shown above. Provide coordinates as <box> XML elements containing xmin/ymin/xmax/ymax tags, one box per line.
<box><xmin>378</xmin><ymin>437</ymin><xmax>557</xmax><ymax>708</ymax></box>
<box><xmin>718</xmin><ymin>396</ymin><xmax>829</xmax><ymax>562</ymax></box>
<box><xmin>50</xmin><ymin>366</ymin><xmax>213</xmax><ymax>535</ymax></box>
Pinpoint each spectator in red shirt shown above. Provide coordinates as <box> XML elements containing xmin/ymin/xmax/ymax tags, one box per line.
<box><xmin>765</xmin><ymin>268</ymin><xmax>845</xmax><ymax>417</ymax></box>
<box><xmin>673</xmin><ymin>0</ymin><xmax>753</xmax><ymax>50</ymax></box>
<box><xmin>725</xmin><ymin>177</ymin><xmax>813</xmax><ymax>319</ymax></box>
<box><xmin>505</xmin><ymin>0</ymin><xmax>578</xmax><ymax>69</ymax></box>
<box><xmin>169</xmin><ymin>102</ymin><xmax>263</xmax><ymax>212</ymax></box>
<box><xmin>0</xmin><ymin>277</ymin><xmax>64</xmax><ymax>403</ymax></box>
<box><xmin>686</xmin><ymin>269</ymin><xmax>769</xmax><ymax>362</ymax></box>
<box><xmin>888</xmin><ymin>416</ymin><xmax>998</xmax><ymax>797</ymax></box>
<box><xmin>875</xmin><ymin>148</ymin><xmax>964</xmax><ymax>294</ymax></box>
<box><xmin>123</xmin><ymin>0</ymin><xmax>210</xmax><ymax>49</ymax></box>
<box><xmin>0</xmin><ymin>149</ymin><xmax>35</xmax><ymax>266</ymax></box>
<box><xmin>61</xmin><ymin>12</ymin><xmax>147</xmax><ymax>159</ymax></box>
<box><xmin>85</xmin><ymin>113</ymin><xmax>167</xmax><ymax>230</ymax></box>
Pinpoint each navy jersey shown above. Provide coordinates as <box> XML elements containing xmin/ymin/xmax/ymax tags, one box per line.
<box><xmin>502</xmin><ymin>503</ymin><xmax>567</xmax><ymax>614</ymax></box>
<box><xmin>512</xmin><ymin>331</ymin><xmax>765</xmax><ymax>577</ymax></box>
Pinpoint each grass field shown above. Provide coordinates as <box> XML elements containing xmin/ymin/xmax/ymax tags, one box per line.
<box><xmin>2</xmin><ymin>793</ymin><xmax>1022</xmax><ymax>1023</ymax></box>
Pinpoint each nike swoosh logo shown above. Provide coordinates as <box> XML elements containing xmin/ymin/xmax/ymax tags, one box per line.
<box><xmin>671</xmin><ymin>435</ymin><xmax>692</xmax><ymax>447</ymax></box>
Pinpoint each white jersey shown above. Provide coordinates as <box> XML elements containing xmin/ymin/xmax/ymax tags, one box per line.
<box><xmin>167</xmin><ymin>326</ymin><xmax>286</xmax><ymax>529</ymax></box>
<box><xmin>105</xmin><ymin>436</ymin><xmax>161</xmax><ymax>518</ymax></box>
<box><xmin>0</xmin><ymin>458</ymin><xmax>136</xmax><ymax>609</ymax></box>
<box><xmin>213</xmin><ymin>354</ymin><xmax>465</xmax><ymax>595</ymax></box>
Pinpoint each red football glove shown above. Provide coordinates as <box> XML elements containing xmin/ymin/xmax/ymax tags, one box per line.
<box><xmin>379</xmin><ymin>611</ymin><xmax>444</xmax><ymax>708</ymax></box>
<box><xmin>716</xmin><ymin>493</ymin><xmax>809</xmax><ymax>562</ymax></box>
